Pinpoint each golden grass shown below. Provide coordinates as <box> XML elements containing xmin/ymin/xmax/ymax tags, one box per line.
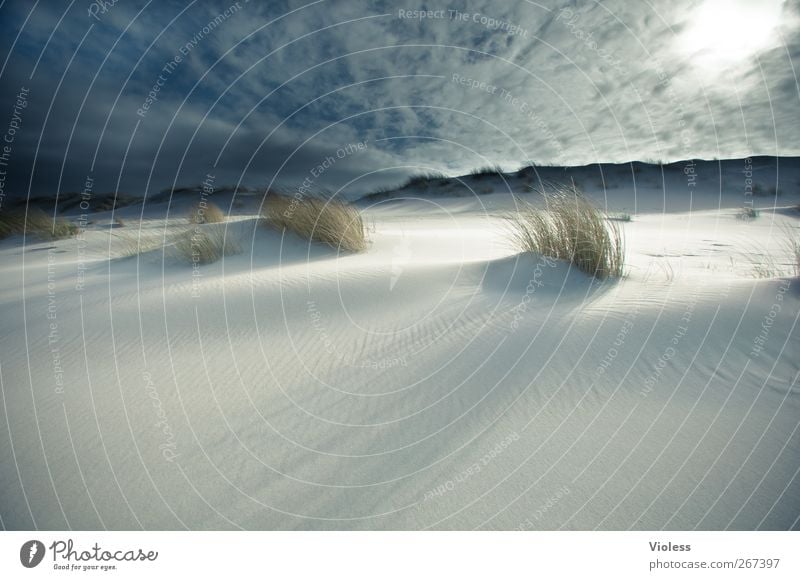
<box><xmin>507</xmin><ymin>186</ymin><xmax>624</xmax><ymax>279</ymax></box>
<box><xmin>108</xmin><ymin>230</ymin><xmax>165</xmax><ymax>259</ymax></box>
<box><xmin>470</xmin><ymin>164</ymin><xmax>504</xmax><ymax>178</ymax></box>
<box><xmin>403</xmin><ymin>171</ymin><xmax>449</xmax><ymax>188</ymax></box>
<box><xmin>189</xmin><ymin>201</ymin><xmax>225</xmax><ymax>224</ymax></box>
<box><xmin>742</xmin><ymin>226</ymin><xmax>799</xmax><ymax>279</ymax></box>
<box><xmin>172</xmin><ymin>225</ymin><xmax>241</xmax><ymax>265</ymax></box>
<box><xmin>261</xmin><ymin>193</ymin><xmax>367</xmax><ymax>252</ymax></box>
<box><xmin>0</xmin><ymin>207</ymin><xmax>77</xmax><ymax>240</ymax></box>
<box><xmin>110</xmin><ymin>222</ymin><xmax>242</xmax><ymax>265</ymax></box>
<box><xmin>737</xmin><ymin>206</ymin><xmax>759</xmax><ymax>220</ymax></box>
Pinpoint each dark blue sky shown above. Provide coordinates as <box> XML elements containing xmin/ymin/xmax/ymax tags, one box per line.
<box><xmin>1</xmin><ymin>0</ymin><xmax>798</xmax><ymax>197</ymax></box>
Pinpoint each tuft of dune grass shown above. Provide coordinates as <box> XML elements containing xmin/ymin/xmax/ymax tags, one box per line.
<box><xmin>470</xmin><ymin>164</ymin><xmax>504</xmax><ymax>178</ymax></box>
<box><xmin>742</xmin><ymin>226</ymin><xmax>799</xmax><ymax>279</ymax></box>
<box><xmin>261</xmin><ymin>192</ymin><xmax>367</xmax><ymax>252</ymax></box>
<box><xmin>0</xmin><ymin>207</ymin><xmax>77</xmax><ymax>240</ymax></box>
<box><xmin>402</xmin><ymin>171</ymin><xmax>448</xmax><ymax>189</ymax></box>
<box><xmin>607</xmin><ymin>212</ymin><xmax>632</xmax><ymax>222</ymax></box>
<box><xmin>109</xmin><ymin>229</ymin><xmax>165</xmax><ymax>259</ymax></box>
<box><xmin>737</xmin><ymin>206</ymin><xmax>759</xmax><ymax>220</ymax></box>
<box><xmin>743</xmin><ymin>249</ymin><xmax>789</xmax><ymax>279</ymax></box>
<box><xmin>507</xmin><ymin>185</ymin><xmax>624</xmax><ymax>279</ymax></box>
<box><xmin>172</xmin><ymin>225</ymin><xmax>241</xmax><ymax>265</ymax></box>
<box><xmin>189</xmin><ymin>201</ymin><xmax>225</xmax><ymax>224</ymax></box>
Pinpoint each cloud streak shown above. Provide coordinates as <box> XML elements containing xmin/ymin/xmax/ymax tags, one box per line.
<box><xmin>0</xmin><ymin>0</ymin><xmax>798</xmax><ymax>198</ymax></box>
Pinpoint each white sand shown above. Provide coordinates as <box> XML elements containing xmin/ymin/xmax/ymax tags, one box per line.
<box><xmin>1</xmin><ymin>165</ymin><xmax>798</xmax><ymax>530</ymax></box>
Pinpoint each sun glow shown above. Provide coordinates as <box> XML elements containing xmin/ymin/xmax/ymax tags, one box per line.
<box><xmin>679</xmin><ymin>0</ymin><xmax>784</xmax><ymax>68</ymax></box>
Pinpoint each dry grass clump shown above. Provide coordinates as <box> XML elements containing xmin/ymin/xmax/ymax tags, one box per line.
<box><xmin>261</xmin><ymin>193</ymin><xmax>367</xmax><ymax>252</ymax></box>
<box><xmin>608</xmin><ymin>212</ymin><xmax>632</xmax><ymax>222</ymax></box>
<box><xmin>507</xmin><ymin>186</ymin><xmax>624</xmax><ymax>279</ymax></box>
<box><xmin>737</xmin><ymin>206</ymin><xmax>760</xmax><ymax>220</ymax></box>
<box><xmin>110</xmin><ymin>223</ymin><xmax>240</xmax><ymax>264</ymax></box>
<box><xmin>748</xmin><ymin>255</ymin><xmax>778</xmax><ymax>279</ymax></box>
<box><xmin>402</xmin><ymin>171</ymin><xmax>449</xmax><ymax>188</ymax></box>
<box><xmin>172</xmin><ymin>226</ymin><xmax>241</xmax><ymax>265</ymax></box>
<box><xmin>189</xmin><ymin>201</ymin><xmax>225</xmax><ymax>224</ymax></box>
<box><xmin>741</xmin><ymin>227</ymin><xmax>799</xmax><ymax>279</ymax></box>
<box><xmin>0</xmin><ymin>210</ymin><xmax>30</xmax><ymax>239</ymax></box>
<box><xmin>0</xmin><ymin>207</ymin><xmax>77</xmax><ymax>240</ymax></box>
<box><xmin>470</xmin><ymin>164</ymin><xmax>504</xmax><ymax>178</ymax></box>
<box><xmin>109</xmin><ymin>230</ymin><xmax>165</xmax><ymax>259</ymax></box>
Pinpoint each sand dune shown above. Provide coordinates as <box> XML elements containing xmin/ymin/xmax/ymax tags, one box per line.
<box><xmin>1</xmin><ymin>166</ymin><xmax>798</xmax><ymax>530</ymax></box>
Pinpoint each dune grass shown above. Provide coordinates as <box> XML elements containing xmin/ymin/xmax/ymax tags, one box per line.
<box><xmin>742</xmin><ymin>227</ymin><xmax>799</xmax><ymax>278</ymax></box>
<box><xmin>507</xmin><ymin>186</ymin><xmax>624</xmax><ymax>279</ymax></box>
<box><xmin>737</xmin><ymin>206</ymin><xmax>760</xmax><ymax>220</ymax></box>
<box><xmin>608</xmin><ymin>212</ymin><xmax>632</xmax><ymax>222</ymax></box>
<box><xmin>402</xmin><ymin>171</ymin><xmax>449</xmax><ymax>188</ymax></box>
<box><xmin>748</xmin><ymin>256</ymin><xmax>778</xmax><ymax>279</ymax></box>
<box><xmin>261</xmin><ymin>192</ymin><xmax>367</xmax><ymax>252</ymax></box>
<box><xmin>109</xmin><ymin>222</ymin><xmax>242</xmax><ymax>265</ymax></box>
<box><xmin>109</xmin><ymin>229</ymin><xmax>165</xmax><ymax>259</ymax></box>
<box><xmin>0</xmin><ymin>207</ymin><xmax>77</xmax><ymax>240</ymax></box>
<box><xmin>470</xmin><ymin>164</ymin><xmax>504</xmax><ymax>178</ymax></box>
<box><xmin>189</xmin><ymin>201</ymin><xmax>225</xmax><ymax>224</ymax></box>
<box><xmin>171</xmin><ymin>225</ymin><xmax>241</xmax><ymax>265</ymax></box>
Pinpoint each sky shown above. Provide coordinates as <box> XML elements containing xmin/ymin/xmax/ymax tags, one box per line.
<box><xmin>0</xmin><ymin>0</ymin><xmax>798</xmax><ymax>197</ymax></box>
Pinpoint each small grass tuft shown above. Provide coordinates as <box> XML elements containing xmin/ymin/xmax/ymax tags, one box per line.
<box><xmin>749</xmin><ymin>260</ymin><xmax>776</xmax><ymax>279</ymax></box>
<box><xmin>470</xmin><ymin>164</ymin><xmax>504</xmax><ymax>178</ymax></box>
<box><xmin>737</xmin><ymin>206</ymin><xmax>760</xmax><ymax>220</ymax></box>
<box><xmin>608</xmin><ymin>212</ymin><xmax>632</xmax><ymax>222</ymax></box>
<box><xmin>109</xmin><ymin>230</ymin><xmax>165</xmax><ymax>259</ymax></box>
<box><xmin>261</xmin><ymin>193</ymin><xmax>367</xmax><ymax>252</ymax></box>
<box><xmin>507</xmin><ymin>185</ymin><xmax>624</xmax><ymax>279</ymax></box>
<box><xmin>189</xmin><ymin>201</ymin><xmax>225</xmax><ymax>224</ymax></box>
<box><xmin>171</xmin><ymin>225</ymin><xmax>241</xmax><ymax>265</ymax></box>
<box><xmin>742</xmin><ymin>230</ymin><xmax>799</xmax><ymax>279</ymax></box>
<box><xmin>0</xmin><ymin>207</ymin><xmax>77</xmax><ymax>240</ymax></box>
<box><xmin>402</xmin><ymin>171</ymin><xmax>448</xmax><ymax>189</ymax></box>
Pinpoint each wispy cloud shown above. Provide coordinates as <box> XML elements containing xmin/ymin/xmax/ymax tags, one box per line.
<box><xmin>1</xmin><ymin>0</ymin><xmax>798</xmax><ymax>197</ymax></box>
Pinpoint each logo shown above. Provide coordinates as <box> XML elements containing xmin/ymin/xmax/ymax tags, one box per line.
<box><xmin>20</xmin><ymin>540</ymin><xmax>45</xmax><ymax>568</ymax></box>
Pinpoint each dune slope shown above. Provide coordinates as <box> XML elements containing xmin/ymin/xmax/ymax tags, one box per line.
<box><xmin>1</xmin><ymin>181</ymin><xmax>798</xmax><ymax>530</ymax></box>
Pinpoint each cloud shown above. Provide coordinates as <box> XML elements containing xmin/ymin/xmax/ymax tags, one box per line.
<box><xmin>0</xmin><ymin>0</ymin><xmax>798</xmax><ymax>198</ymax></box>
